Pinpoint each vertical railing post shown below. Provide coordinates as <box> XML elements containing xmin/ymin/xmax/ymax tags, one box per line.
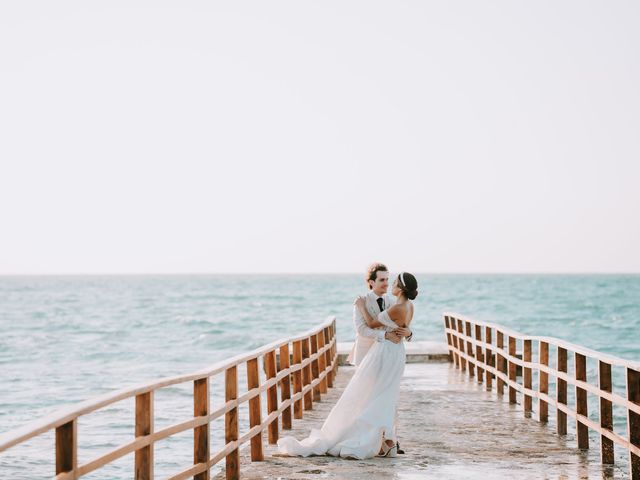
<box><xmin>451</xmin><ymin>317</ymin><xmax>461</xmax><ymax>368</ymax></box>
<box><xmin>225</xmin><ymin>366</ymin><xmax>239</xmax><ymax>480</ymax></box>
<box><xmin>575</xmin><ymin>352</ymin><xmax>589</xmax><ymax>449</ymax></box>
<box><xmin>194</xmin><ymin>379</ymin><xmax>209</xmax><ymax>480</ymax></box>
<box><xmin>627</xmin><ymin>367</ymin><xmax>640</xmax><ymax>480</ymax></box>
<box><xmin>318</xmin><ymin>330</ymin><xmax>328</xmax><ymax>394</ymax></box>
<box><xmin>497</xmin><ymin>331</ymin><xmax>505</xmax><ymax>395</ymax></box>
<box><xmin>56</xmin><ymin>420</ymin><xmax>77</xmax><ymax>477</ymax></box>
<box><xmin>444</xmin><ymin>316</ymin><xmax>455</xmax><ymax>364</ymax></box>
<box><xmin>475</xmin><ymin>324</ymin><xmax>484</xmax><ymax>384</ymax></box>
<box><xmin>279</xmin><ymin>343</ymin><xmax>292</xmax><ymax>430</ymax></box>
<box><xmin>331</xmin><ymin>320</ymin><xmax>339</xmax><ymax>377</ymax></box>
<box><xmin>302</xmin><ymin>337</ymin><xmax>313</xmax><ymax>410</ymax></box>
<box><xmin>331</xmin><ymin>320</ymin><xmax>340</xmax><ymax>382</ymax></box>
<box><xmin>557</xmin><ymin>347</ymin><xmax>568</xmax><ymax>435</ymax></box>
<box><xmin>310</xmin><ymin>334</ymin><xmax>321</xmax><ymax>402</ymax></box>
<box><xmin>598</xmin><ymin>360</ymin><xmax>614</xmax><ymax>464</ymax></box>
<box><xmin>457</xmin><ymin>319</ymin><xmax>466</xmax><ymax>371</ymax></box>
<box><xmin>539</xmin><ymin>341</ymin><xmax>549</xmax><ymax>423</ymax></box>
<box><xmin>264</xmin><ymin>350</ymin><xmax>279</xmax><ymax>444</ymax></box>
<box><xmin>485</xmin><ymin>326</ymin><xmax>493</xmax><ymax>391</ymax></box>
<box><xmin>246</xmin><ymin>358</ymin><xmax>264</xmax><ymax>461</ymax></box>
<box><xmin>293</xmin><ymin>340</ymin><xmax>303</xmax><ymax>419</ymax></box>
<box><xmin>508</xmin><ymin>336</ymin><xmax>517</xmax><ymax>404</ymax></box>
<box><xmin>443</xmin><ymin>316</ymin><xmax>450</xmax><ymax>360</ymax></box>
<box><xmin>323</xmin><ymin>327</ymin><xmax>334</xmax><ymax>388</ymax></box>
<box><xmin>524</xmin><ymin>339</ymin><xmax>532</xmax><ymax>415</ymax></box>
<box><xmin>135</xmin><ymin>392</ymin><xmax>153</xmax><ymax>480</ymax></box>
<box><xmin>465</xmin><ymin>321</ymin><xmax>475</xmax><ymax>378</ymax></box>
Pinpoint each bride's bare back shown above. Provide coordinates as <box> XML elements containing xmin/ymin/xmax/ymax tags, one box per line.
<box><xmin>386</xmin><ymin>302</ymin><xmax>413</xmax><ymax>329</ymax></box>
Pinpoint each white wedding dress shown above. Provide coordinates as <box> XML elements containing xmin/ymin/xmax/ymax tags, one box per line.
<box><xmin>277</xmin><ymin>311</ymin><xmax>406</xmax><ymax>459</ymax></box>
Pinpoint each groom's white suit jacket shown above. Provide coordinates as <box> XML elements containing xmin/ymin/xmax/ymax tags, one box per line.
<box><xmin>347</xmin><ymin>290</ymin><xmax>397</xmax><ymax>366</ymax></box>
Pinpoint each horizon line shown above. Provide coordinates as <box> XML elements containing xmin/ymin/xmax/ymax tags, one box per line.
<box><xmin>1</xmin><ymin>271</ymin><xmax>639</xmax><ymax>276</ymax></box>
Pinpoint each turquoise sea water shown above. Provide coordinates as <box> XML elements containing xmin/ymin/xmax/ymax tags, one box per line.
<box><xmin>0</xmin><ymin>274</ymin><xmax>639</xmax><ymax>478</ymax></box>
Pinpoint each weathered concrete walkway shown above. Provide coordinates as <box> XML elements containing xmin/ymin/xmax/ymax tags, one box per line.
<box><xmin>215</xmin><ymin>362</ymin><xmax>629</xmax><ymax>479</ymax></box>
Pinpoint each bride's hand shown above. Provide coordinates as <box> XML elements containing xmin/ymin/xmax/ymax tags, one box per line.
<box><xmin>354</xmin><ymin>296</ymin><xmax>365</xmax><ymax>308</ymax></box>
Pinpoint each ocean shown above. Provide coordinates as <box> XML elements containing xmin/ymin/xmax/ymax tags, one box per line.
<box><xmin>1</xmin><ymin>274</ymin><xmax>638</xmax><ymax>478</ymax></box>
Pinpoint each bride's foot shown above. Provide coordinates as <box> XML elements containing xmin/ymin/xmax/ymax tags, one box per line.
<box><xmin>377</xmin><ymin>439</ymin><xmax>397</xmax><ymax>458</ymax></box>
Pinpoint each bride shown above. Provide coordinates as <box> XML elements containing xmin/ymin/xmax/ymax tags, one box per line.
<box><xmin>277</xmin><ymin>272</ymin><xmax>418</xmax><ymax>459</ymax></box>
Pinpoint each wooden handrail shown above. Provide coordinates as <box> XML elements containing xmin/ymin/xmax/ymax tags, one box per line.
<box><xmin>443</xmin><ymin>312</ymin><xmax>640</xmax><ymax>480</ymax></box>
<box><xmin>0</xmin><ymin>316</ymin><xmax>339</xmax><ymax>480</ymax></box>
<box><xmin>444</xmin><ymin>311</ymin><xmax>640</xmax><ymax>370</ymax></box>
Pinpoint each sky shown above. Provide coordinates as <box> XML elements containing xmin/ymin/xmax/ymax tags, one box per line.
<box><xmin>0</xmin><ymin>1</ymin><xmax>639</xmax><ymax>274</ymax></box>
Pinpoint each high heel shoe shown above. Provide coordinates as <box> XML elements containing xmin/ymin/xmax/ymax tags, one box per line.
<box><xmin>377</xmin><ymin>441</ymin><xmax>398</xmax><ymax>458</ymax></box>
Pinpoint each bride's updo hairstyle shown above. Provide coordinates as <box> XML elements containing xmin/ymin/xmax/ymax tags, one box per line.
<box><xmin>398</xmin><ymin>272</ymin><xmax>418</xmax><ymax>300</ymax></box>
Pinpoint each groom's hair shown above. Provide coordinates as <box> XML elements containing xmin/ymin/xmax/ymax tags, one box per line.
<box><xmin>366</xmin><ymin>263</ymin><xmax>388</xmax><ymax>289</ymax></box>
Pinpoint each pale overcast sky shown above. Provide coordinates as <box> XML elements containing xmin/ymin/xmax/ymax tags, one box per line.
<box><xmin>0</xmin><ymin>1</ymin><xmax>638</xmax><ymax>274</ymax></box>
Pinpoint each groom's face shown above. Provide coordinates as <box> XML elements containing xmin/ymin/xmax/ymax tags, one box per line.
<box><xmin>369</xmin><ymin>271</ymin><xmax>389</xmax><ymax>296</ymax></box>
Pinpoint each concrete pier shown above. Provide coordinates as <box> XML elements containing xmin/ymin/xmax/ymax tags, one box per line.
<box><xmin>337</xmin><ymin>340</ymin><xmax>450</xmax><ymax>365</ymax></box>
<box><xmin>215</xmin><ymin>362</ymin><xmax>629</xmax><ymax>479</ymax></box>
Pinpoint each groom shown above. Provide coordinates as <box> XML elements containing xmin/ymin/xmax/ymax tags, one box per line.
<box><xmin>347</xmin><ymin>262</ymin><xmax>412</xmax><ymax>454</ymax></box>
<box><xmin>347</xmin><ymin>262</ymin><xmax>413</xmax><ymax>366</ymax></box>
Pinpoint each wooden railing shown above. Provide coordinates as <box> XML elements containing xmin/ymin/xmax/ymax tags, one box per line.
<box><xmin>443</xmin><ymin>312</ymin><xmax>640</xmax><ymax>480</ymax></box>
<box><xmin>0</xmin><ymin>317</ymin><xmax>338</xmax><ymax>480</ymax></box>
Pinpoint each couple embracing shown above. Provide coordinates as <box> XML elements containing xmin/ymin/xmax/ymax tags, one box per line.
<box><xmin>278</xmin><ymin>263</ymin><xmax>418</xmax><ymax>459</ymax></box>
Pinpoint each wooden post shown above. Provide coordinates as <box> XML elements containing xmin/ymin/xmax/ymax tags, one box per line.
<box><xmin>523</xmin><ymin>339</ymin><xmax>532</xmax><ymax>415</ymax></box>
<box><xmin>264</xmin><ymin>350</ymin><xmax>279</xmax><ymax>444</ymax></box>
<box><xmin>323</xmin><ymin>327</ymin><xmax>334</xmax><ymax>388</ymax></box>
<box><xmin>444</xmin><ymin>316</ymin><xmax>455</xmax><ymax>364</ymax></box>
<box><xmin>318</xmin><ymin>331</ymin><xmax>328</xmax><ymax>393</ymax></box>
<box><xmin>627</xmin><ymin>367</ymin><xmax>640</xmax><ymax>479</ymax></box>
<box><xmin>293</xmin><ymin>340</ymin><xmax>303</xmax><ymax>419</ymax></box>
<box><xmin>331</xmin><ymin>320</ymin><xmax>339</xmax><ymax>376</ymax></box>
<box><xmin>575</xmin><ymin>352</ymin><xmax>589</xmax><ymax>449</ymax></box>
<box><xmin>443</xmin><ymin>316</ymin><xmax>450</xmax><ymax>360</ymax></box>
<box><xmin>457</xmin><ymin>319</ymin><xmax>466</xmax><ymax>371</ymax></box>
<box><xmin>557</xmin><ymin>347</ymin><xmax>568</xmax><ymax>435</ymax></box>
<box><xmin>225</xmin><ymin>366</ymin><xmax>239</xmax><ymax>480</ymax></box>
<box><xmin>135</xmin><ymin>392</ymin><xmax>153</xmax><ymax>480</ymax></box>
<box><xmin>279</xmin><ymin>343</ymin><xmax>292</xmax><ymax>430</ymax></box>
<box><xmin>598</xmin><ymin>361</ymin><xmax>614</xmax><ymax>464</ymax></box>
<box><xmin>324</xmin><ymin>327</ymin><xmax>332</xmax><ymax>386</ymax></box>
<box><xmin>497</xmin><ymin>331</ymin><xmax>505</xmax><ymax>395</ymax></box>
<box><xmin>465</xmin><ymin>321</ymin><xmax>475</xmax><ymax>378</ymax></box>
<box><xmin>485</xmin><ymin>326</ymin><xmax>493</xmax><ymax>391</ymax></box>
<box><xmin>331</xmin><ymin>322</ymin><xmax>338</xmax><ymax>382</ymax></box>
<box><xmin>475</xmin><ymin>324</ymin><xmax>484</xmax><ymax>384</ymax></box>
<box><xmin>451</xmin><ymin>318</ymin><xmax>461</xmax><ymax>368</ymax></box>
<box><xmin>55</xmin><ymin>420</ymin><xmax>77</xmax><ymax>476</ymax></box>
<box><xmin>246</xmin><ymin>358</ymin><xmax>263</xmax><ymax>461</ymax></box>
<box><xmin>194</xmin><ymin>379</ymin><xmax>209</xmax><ymax>480</ymax></box>
<box><xmin>539</xmin><ymin>341</ymin><xmax>549</xmax><ymax>423</ymax></box>
<box><xmin>508</xmin><ymin>336</ymin><xmax>517</xmax><ymax>404</ymax></box>
<box><xmin>310</xmin><ymin>334</ymin><xmax>321</xmax><ymax>402</ymax></box>
<box><xmin>302</xmin><ymin>337</ymin><xmax>313</xmax><ymax>410</ymax></box>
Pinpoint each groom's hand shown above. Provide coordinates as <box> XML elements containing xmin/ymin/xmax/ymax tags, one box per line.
<box><xmin>395</xmin><ymin>327</ymin><xmax>412</xmax><ymax>338</ymax></box>
<box><xmin>384</xmin><ymin>332</ymin><xmax>402</xmax><ymax>344</ymax></box>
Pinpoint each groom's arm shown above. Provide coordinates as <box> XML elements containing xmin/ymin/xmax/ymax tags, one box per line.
<box><xmin>395</xmin><ymin>327</ymin><xmax>413</xmax><ymax>341</ymax></box>
<box><xmin>353</xmin><ymin>303</ymin><xmax>386</xmax><ymax>342</ymax></box>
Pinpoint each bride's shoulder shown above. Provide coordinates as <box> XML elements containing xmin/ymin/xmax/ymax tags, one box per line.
<box><xmin>387</xmin><ymin>303</ymin><xmax>408</xmax><ymax>315</ymax></box>
<box><xmin>389</xmin><ymin>302</ymin><xmax>411</xmax><ymax>310</ymax></box>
